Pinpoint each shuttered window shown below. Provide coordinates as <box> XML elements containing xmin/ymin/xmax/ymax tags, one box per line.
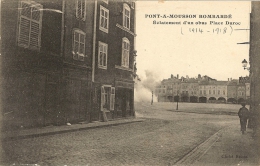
<box><xmin>76</xmin><ymin>0</ymin><xmax>86</xmax><ymax>21</ymax></box>
<box><xmin>101</xmin><ymin>86</ymin><xmax>106</xmax><ymax>111</ymax></box>
<box><xmin>18</xmin><ymin>1</ymin><xmax>42</xmax><ymax>50</ymax></box>
<box><xmin>110</xmin><ymin>87</ymin><xmax>115</xmax><ymax>110</ymax></box>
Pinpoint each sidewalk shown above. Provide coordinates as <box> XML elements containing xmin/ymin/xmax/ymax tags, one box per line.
<box><xmin>2</xmin><ymin>118</ymin><xmax>145</xmax><ymax>142</ymax></box>
<box><xmin>176</xmin><ymin>121</ymin><xmax>260</xmax><ymax>166</ymax></box>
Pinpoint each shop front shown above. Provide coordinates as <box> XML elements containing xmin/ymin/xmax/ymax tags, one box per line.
<box><xmin>114</xmin><ymin>80</ymin><xmax>135</xmax><ymax>118</ymax></box>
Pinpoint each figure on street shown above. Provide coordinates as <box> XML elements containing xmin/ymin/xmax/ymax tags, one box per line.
<box><xmin>238</xmin><ymin>103</ymin><xmax>250</xmax><ymax>134</ymax></box>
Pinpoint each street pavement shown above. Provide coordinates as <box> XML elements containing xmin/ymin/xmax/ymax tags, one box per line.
<box><xmin>175</xmin><ymin>123</ymin><xmax>259</xmax><ymax>166</ymax></box>
<box><xmin>1</xmin><ymin>102</ymin><xmax>259</xmax><ymax>165</ymax></box>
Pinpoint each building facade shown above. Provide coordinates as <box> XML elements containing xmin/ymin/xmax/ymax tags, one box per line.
<box><xmin>91</xmin><ymin>0</ymin><xmax>136</xmax><ymax>121</ymax></box>
<box><xmin>2</xmin><ymin>0</ymin><xmax>64</xmax><ymax>129</ymax></box>
<box><xmin>155</xmin><ymin>74</ymin><xmax>249</xmax><ymax>104</ymax></box>
<box><xmin>1</xmin><ymin>0</ymin><xmax>136</xmax><ymax>130</ymax></box>
<box><xmin>248</xmin><ymin>2</ymin><xmax>260</xmax><ymax>134</ymax></box>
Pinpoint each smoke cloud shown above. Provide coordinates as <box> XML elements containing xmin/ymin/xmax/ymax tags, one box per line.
<box><xmin>134</xmin><ymin>70</ymin><xmax>160</xmax><ymax>102</ymax></box>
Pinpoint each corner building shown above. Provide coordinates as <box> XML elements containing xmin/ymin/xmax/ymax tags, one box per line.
<box><xmin>91</xmin><ymin>0</ymin><xmax>136</xmax><ymax>121</ymax></box>
<box><xmin>1</xmin><ymin>0</ymin><xmax>137</xmax><ymax>130</ymax></box>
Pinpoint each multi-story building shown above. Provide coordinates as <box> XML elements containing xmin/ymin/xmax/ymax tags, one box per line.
<box><xmin>91</xmin><ymin>0</ymin><xmax>137</xmax><ymax>121</ymax></box>
<box><xmin>239</xmin><ymin>76</ymin><xmax>250</xmax><ymax>102</ymax></box>
<box><xmin>155</xmin><ymin>74</ymin><xmax>180</xmax><ymax>102</ymax></box>
<box><xmin>155</xmin><ymin>74</ymin><xmax>249</xmax><ymax>104</ymax></box>
<box><xmin>227</xmin><ymin>78</ymin><xmax>239</xmax><ymax>103</ymax></box>
<box><xmin>2</xmin><ymin>0</ymin><xmax>65</xmax><ymax>129</ymax></box>
<box><xmin>1</xmin><ymin>0</ymin><xmax>137</xmax><ymax>130</ymax></box>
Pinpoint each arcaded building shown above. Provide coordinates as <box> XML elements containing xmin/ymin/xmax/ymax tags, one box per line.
<box><xmin>155</xmin><ymin>74</ymin><xmax>249</xmax><ymax>104</ymax></box>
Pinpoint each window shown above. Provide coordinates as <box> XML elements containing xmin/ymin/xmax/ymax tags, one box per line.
<box><xmin>223</xmin><ymin>91</ymin><xmax>225</xmax><ymax>95</ymax></box>
<box><xmin>76</xmin><ymin>0</ymin><xmax>86</xmax><ymax>21</ymax></box>
<box><xmin>213</xmin><ymin>90</ymin><xmax>215</xmax><ymax>94</ymax></box>
<box><xmin>121</xmin><ymin>38</ymin><xmax>130</xmax><ymax>67</ymax></box>
<box><xmin>72</xmin><ymin>29</ymin><xmax>85</xmax><ymax>61</ymax></box>
<box><xmin>101</xmin><ymin>86</ymin><xmax>115</xmax><ymax>111</ymax></box>
<box><xmin>218</xmin><ymin>90</ymin><xmax>220</xmax><ymax>95</ymax></box>
<box><xmin>98</xmin><ymin>41</ymin><xmax>108</xmax><ymax>69</ymax></box>
<box><xmin>123</xmin><ymin>4</ymin><xmax>130</xmax><ymax>29</ymax></box>
<box><xmin>99</xmin><ymin>6</ymin><xmax>109</xmax><ymax>33</ymax></box>
<box><xmin>18</xmin><ymin>1</ymin><xmax>43</xmax><ymax>50</ymax></box>
<box><xmin>209</xmin><ymin>90</ymin><xmax>211</xmax><ymax>94</ymax></box>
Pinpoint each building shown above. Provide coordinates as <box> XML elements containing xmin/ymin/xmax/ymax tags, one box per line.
<box><xmin>91</xmin><ymin>0</ymin><xmax>137</xmax><ymax>121</ymax></box>
<box><xmin>155</xmin><ymin>74</ymin><xmax>249</xmax><ymax>104</ymax></box>
<box><xmin>248</xmin><ymin>2</ymin><xmax>260</xmax><ymax>134</ymax></box>
<box><xmin>227</xmin><ymin>79</ymin><xmax>238</xmax><ymax>103</ymax></box>
<box><xmin>2</xmin><ymin>0</ymin><xmax>64</xmax><ymax>129</ymax></box>
<box><xmin>155</xmin><ymin>74</ymin><xmax>180</xmax><ymax>102</ymax></box>
<box><xmin>1</xmin><ymin>0</ymin><xmax>137</xmax><ymax>130</ymax></box>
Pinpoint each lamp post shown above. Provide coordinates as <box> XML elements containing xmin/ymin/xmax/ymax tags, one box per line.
<box><xmin>176</xmin><ymin>90</ymin><xmax>179</xmax><ymax>110</ymax></box>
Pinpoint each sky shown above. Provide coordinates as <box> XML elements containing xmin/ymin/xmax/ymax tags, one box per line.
<box><xmin>135</xmin><ymin>1</ymin><xmax>251</xmax><ymax>82</ymax></box>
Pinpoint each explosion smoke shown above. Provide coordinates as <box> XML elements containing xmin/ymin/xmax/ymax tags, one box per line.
<box><xmin>134</xmin><ymin>70</ymin><xmax>160</xmax><ymax>102</ymax></box>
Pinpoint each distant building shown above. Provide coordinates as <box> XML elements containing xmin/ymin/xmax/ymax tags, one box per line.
<box><xmin>155</xmin><ymin>74</ymin><xmax>249</xmax><ymax>104</ymax></box>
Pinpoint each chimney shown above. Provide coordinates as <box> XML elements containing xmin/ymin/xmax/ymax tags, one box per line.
<box><xmin>228</xmin><ymin>78</ymin><xmax>229</xmax><ymax>81</ymax></box>
<box><xmin>171</xmin><ymin>74</ymin><xmax>173</xmax><ymax>78</ymax></box>
<box><xmin>177</xmin><ymin>74</ymin><xmax>179</xmax><ymax>79</ymax></box>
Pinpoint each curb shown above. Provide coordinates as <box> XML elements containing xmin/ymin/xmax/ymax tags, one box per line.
<box><xmin>2</xmin><ymin>118</ymin><xmax>145</xmax><ymax>142</ymax></box>
<box><xmin>174</xmin><ymin>127</ymin><xmax>224</xmax><ymax>165</ymax></box>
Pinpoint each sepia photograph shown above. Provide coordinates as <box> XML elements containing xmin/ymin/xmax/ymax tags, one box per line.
<box><xmin>0</xmin><ymin>0</ymin><xmax>259</xmax><ymax>165</ymax></box>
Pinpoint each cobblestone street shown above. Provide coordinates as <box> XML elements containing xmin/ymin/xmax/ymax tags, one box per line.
<box><xmin>1</xmin><ymin>102</ymin><xmax>239</xmax><ymax>165</ymax></box>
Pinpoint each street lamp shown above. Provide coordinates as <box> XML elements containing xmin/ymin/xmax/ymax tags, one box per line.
<box><xmin>241</xmin><ymin>59</ymin><xmax>253</xmax><ymax>129</ymax></box>
<box><xmin>242</xmin><ymin>59</ymin><xmax>250</xmax><ymax>71</ymax></box>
